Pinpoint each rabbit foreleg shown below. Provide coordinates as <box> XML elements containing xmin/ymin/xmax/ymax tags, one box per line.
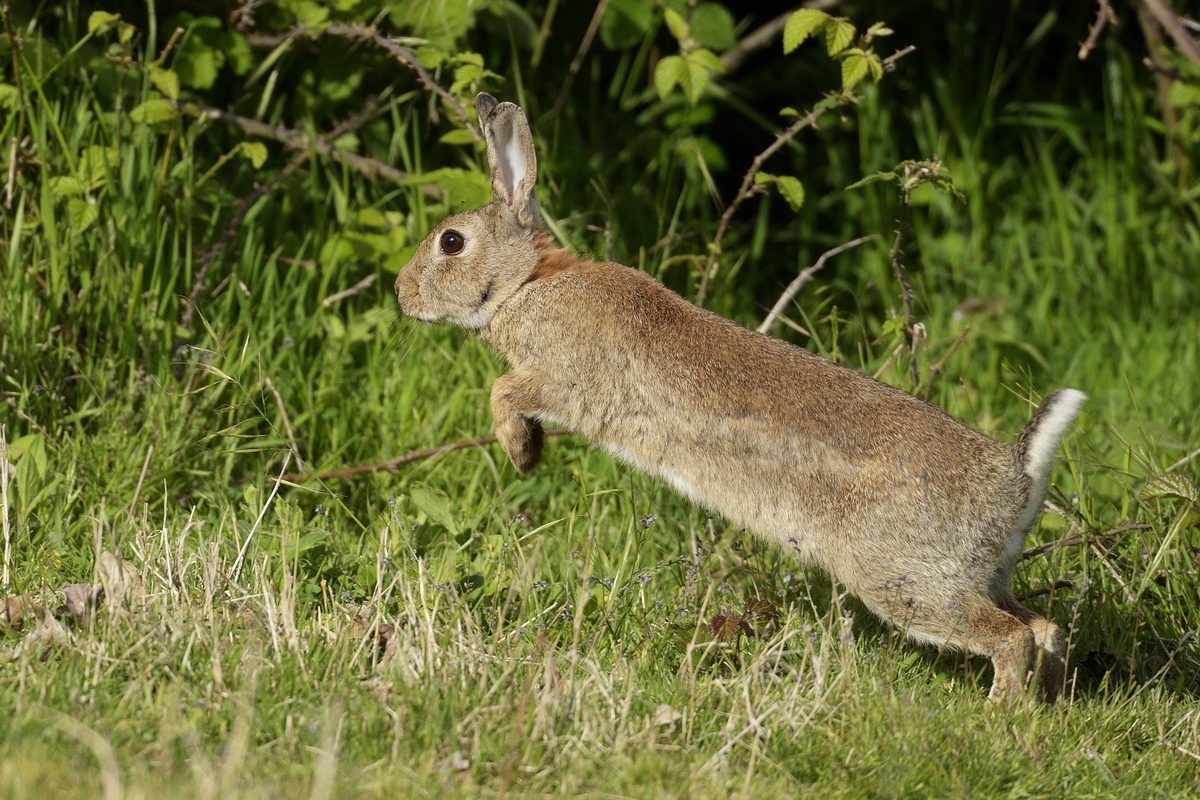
<box><xmin>490</xmin><ymin>372</ymin><xmax>545</xmax><ymax>473</ymax></box>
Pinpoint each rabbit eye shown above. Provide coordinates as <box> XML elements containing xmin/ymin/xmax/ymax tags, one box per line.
<box><xmin>440</xmin><ymin>229</ymin><xmax>465</xmax><ymax>256</ymax></box>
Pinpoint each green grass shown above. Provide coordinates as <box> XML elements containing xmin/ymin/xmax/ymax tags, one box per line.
<box><xmin>1</xmin><ymin>4</ymin><xmax>1199</xmax><ymax>797</ymax></box>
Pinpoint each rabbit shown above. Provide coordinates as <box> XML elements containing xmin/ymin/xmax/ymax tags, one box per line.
<box><xmin>394</xmin><ymin>92</ymin><xmax>1085</xmax><ymax>703</ymax></box>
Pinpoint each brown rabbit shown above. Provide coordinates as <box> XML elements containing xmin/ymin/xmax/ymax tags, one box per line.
<box><xmin>395</xmin><ymin>93</ymin><xmax>1085</xmax><ymax>703</ymax></box>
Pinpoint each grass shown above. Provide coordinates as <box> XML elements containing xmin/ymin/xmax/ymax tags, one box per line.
<box><xmin>1</xmin><ymin>3</ymin><xmax>1199</xmax><ymax>797</ymax></box>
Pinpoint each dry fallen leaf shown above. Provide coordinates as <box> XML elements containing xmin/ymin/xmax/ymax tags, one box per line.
<box><xmin>95</xmin><ymin>551</ymin><xmax>140</xmax><ymax>609</ymax></box>
<box><xmin>652</xmin><ymin>703</ymin><xmax>683</xmax><ymax>728</ymax></box>
<box><xmin>55</xmin><ymin>583</ymin><xmax>102</xmax><ymax>621</ymax></box>
<box><xmin>1</xmin><ymin>595</ymin><xmax>35</xmax><ymax>629</ymax></box>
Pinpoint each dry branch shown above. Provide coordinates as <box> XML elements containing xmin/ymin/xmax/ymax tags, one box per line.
<box><xmin>757</xmin><ymin>235</ymin><xmax>878</xmax><ymax>336</ymax></box>
<box><xmin>1079</xmin><ymin>0</ymin><xmax>1117</xmax><ymax>60</ymax></box>
<box><xmin>280</xmin><ymin>430</ymin><xmax>570</xmax><ymax>483</ymax></box>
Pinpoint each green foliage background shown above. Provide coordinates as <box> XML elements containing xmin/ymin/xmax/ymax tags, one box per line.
<box><xmin>0</xmin><ymin>0</ymin><xmax>1198</xmax><ymax>796</ymax></box>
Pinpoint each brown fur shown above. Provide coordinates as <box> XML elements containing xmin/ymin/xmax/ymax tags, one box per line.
<box><xmin>394</xmin><ymin>93</ymin><xmax>1083</xmax><ymax>703</ymax></box>
<box><xmin>529</xmin><ymin>235</ymin><xmax>589</xmax><ymax>282</ymax></box>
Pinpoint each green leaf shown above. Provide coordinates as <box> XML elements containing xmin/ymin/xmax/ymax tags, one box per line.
<box><xmin>148</xmin><ymin>66</ymin><xmax>180</xmax><ymax>100</ymax></box>
<box><xmin>409</xmin><ymin>483</ymin><xmax>459</xmax><ymax>536</ymax></box>
<box><xmin>239</xmin><ymin>141</ymin><xmax>268</xmax><ymax>168</ymax></box>
<box><xmin>691</xmin><ymin>3</ymin><xmax>735</xmax><ymax>51</ymax></box>
<box><xmin>825</xmin><ymin>19</ymin><xmax>856</xmax><ymax>56</ymax></box>
<box><xmin>683</xmin><ymin>57</ymin><xmax>711</xmax><ymax>104</ymax></box>
<box><xmin>0</xmin><ymin>83</ymin><xmax>17</xmax><ymax>111</ymax></box>
<box><xmin>774</xmin><ymin>175</ymin><xmax>805</xmax><ymax>211</ymax></box>
<box><xmin>1140</xmin><ymin>473</ymin><xmax>1199</xmax><ymax>504</ymax></box>
<box><xmin>129</xmin><ymin>98</ymin><xmax>178</xmax><ymax>124</ymax></box>
<box><xmin>387</xmin><ymin>0</ymin><xmax>477</xmax><ymax>50</ymax></box>
<box><xmin>845</xmin><ymin>170</ymin><xmax>897</xmax><ymax>190</ymax></box>
<box><xmin>687</xmin><ymin>47</ymin><xmax>724</xmax><ymax>74</ymax></box>
<box><xmin>754</xmin><ymin>171</ymin><xmax>776</xmax><ymax>185</ymax></box>
<box><xmin>66</xmin><ymin>198</ymin><xmax>99</xmax><ymax>233</ymax></box>
<box><xmin>654</xmin><ymin>55</ymin><xmax>687</xmax><ymax>100</ymax></box>
<box><xmin>399</xmin><ymin>168</ymin><xmax>491</xmax><ymax>207</ymax></box>
<box><xmin>49</xmin><ymin>176</ymin><xmax>87</xmax><ymax>197</ymax></box>
<box><xmin>783</xmin><ymin>9</ymin><xmax>827</xmax><ymax>54</ymax></box>
<box><xmin>1168</xmin><ymin>81</ymin><xmax>1200</xmax><ymax>108</ymax></box>
<box><xmin>664</xmin><ymin>8</ymin><xmax>689</xmax><ymax>42</ymax></box>
<box><xmin>438</xmin><ymin>129</ymin><xmax>477</xmax><ymax>145</ymax></box>
<box><xmin>841</xmin><ymin>52</ymin><xmax>869</xmax><ymax>91</ymax></box>
<box><xmin>601</xmin><ymin>0</ymin><xmax>655</xmax><ymax>50</ymax></box>
<box><xmin>175</xmin><ymin>43</ymin><xmax>221</xmax><ymax>89</ymax></box>
<box><xmin>867</xmin><ymin>22</ymin><xmax>894</xmax><ymax>39</ymax></box>
<box><xmin>87</xmin><ymin>11</ymin><xmax>122</xmax><ymax>34</ymax></box>
<box><xmin>867</xmin><ymin>51</ymin><xmax>883</xmax><ymax>82</ymax></box>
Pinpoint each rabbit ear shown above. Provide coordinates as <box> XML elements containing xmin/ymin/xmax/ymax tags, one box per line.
<box><xmin>478</xmin><ymin>94</ymin><xmax>539</xmax><ymax>229</ymax></box>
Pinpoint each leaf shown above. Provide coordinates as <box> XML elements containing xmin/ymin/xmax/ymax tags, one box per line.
<box><xmin>87</xmin><ymin>11</ymin><xmax>122</xmax><ymax>34</ymax></box>
<box><xmin>67</xmin><ymin>198</ymin><xmax>99</xmax><ymax>233</ymax></box>
<box><xmin>148</xmin><ymin>66</ymin><xmax>180</xmax><ymax>100</ymax></box>
<box><xmin>754</xmin><ymin>171</ymin><xmax>776</xmax><ymax>185</ymax></box>
<box><xmin>652</xmin><ymin>704</ymin><xmax>683</xmax><ymax>728</ymax></box>
<box><xmin>846</xmin><ymin>170</ymin><xmax>897</xmax><ymax>190</ymax></box>
<box><xmin>49</xmin><ymin>176</ymin><xmax>87</xmax><ymax>197</ymax></box>
<box><xmin>663</xmin><ymin>8</ymin><xmax>689</xmax><ymax>42</ymax></box>
<box><xmin>775</xmin><ymin>175</ymin><xmax>805</xmax><ymax>211</ymax></box>
<box><xmin>825</xmin><ymin>18</ymin><xmax>856</xmax><ymax>56</ymax></box>
<box><xmin>708</xmin><ymin>613</ymin><xmax>750</xmax><ymax>641</ymax></box>
<box><xmin>691</xmin><ymin>3</ymin><xmax>735</xmax><ymax>51</ymax></box>
<box><xmin>867</xmin><ymin>51</ymin><xmax>884</xmax><ymax>82</ymax></box>
<box><xmin>1140</xmin><ymin>473</ymin><xmax>1199</xmax><ymax>504</ymax></box>
<box><xmin>438</xmin><ymin>129</ymin><xmax>476</xmax><ymax>146</ymax></box>
<box><xmin>0</xmin><ymin>83</ymin><xmax>17</xmax><ymax>111</ymax></box>
<box><xmin>239</xmin><ymin>141</ymin><xmax>268</xmax><ymax>168</ymax></box>
<box><xmin>744</xmin><ymin>598</ymin><xmax>780</xmax><ymax>626</ymax></box>
<box><xmin>841</xmin><ymin>52</ymin><xmax>869</xmax><ymax>91</ymax></box>
<box><xmin>601</xmin><ymin>0</ymin><xmax>655</xmax><ymax>50</ymax></box>
<box><xmin>129</xmin><ymin>98</ymin><xmax>178</xmax><ymax>124</ymax></box>
<box><xmin>175</xmin><ymin>39</ymin><xmax>222</xmax><ymax>89</ymax></box>
<box><xmin>654</xmin><ymin>55</ymin><xmax>687</xmax><ymax>100</ymax></box>
<box><xmin>867</xmin><ymin>22</ymin><xmax>894</xmax><ymax>39</ymax></box>
<box><xmin>387</xmin><ymin>0</ymin><xmax>477</xmax><ymax>50</ymax></box>
<box><xmin>409</xmin><ymin>483</ymin><xmax>459</xmax><ymax>536</ymax></box>
<box><xmin>783</xmin><ymin>9</ymin><xmax>827</xmax><ymax>54</ymax></box>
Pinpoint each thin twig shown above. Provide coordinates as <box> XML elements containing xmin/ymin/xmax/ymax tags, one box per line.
<box><xmin>1165</xmin><ymin>446</ymin><xmax>1200</xmax><ymax>473</ymax></box>
<box><xmin>919</xmin><ymin>325</ymin><xmax>970</xmax><ymax>400</ymax></box>
<box><xmin>1017</xmin><ymin>580</ymin><xmax>1074</xmax><ymax>601</ymax></box>
<box><xmin>1</xmin><ymin>425</ymin><xmax>11</xmax><ymax>595</ymax></box>
<box><xmin>696</xmin><ymin>45</ymin><xmax>916</xmax><ymax>305</ymax></box>
<box><xmin>230</xmin><ymin>453</ymin><xmax>291</xmax><ymax>584</ymax></box>
<box><xmin>1079</xmin><ymin>0</ymin><xmax>1117</xmax><ymax>60</ymax></box>
<box><xmin>321</xmin><ymin>273</ymin><xmax>378</xmax><ymax>308</ymax></box>
<box><xmin>280</xmin><ymin>430</ymin><xmax>570</xmax><ymax>483</ymax></box>
<box><xmin>1142</xmin><ymin>0</ymin><xmax>1200</xmax><ymax>69</ymax></box>
<box><xmin>265</xmin><ymin>377</ymin><xmax>304</xmax><ymax>474</ymax></box>
<box><xmin>1021</xmin><ymin>522</ymin><xmax>1151</xmax><ymax>561</ymax></box>
<box><xmin>190</xmin><ymin>100</ymin><xmax>411</xmax><ymax>184</ymax></box>
<box><xmin>323</xmin><ymin>23</ymin><xmax>479</xmax><ymax>139</ymax></box>
<box><xmin>757</xmin><ymin>235</ymin><xmax>877</xmax><ymax>335</ymax></box>
<box><xmin>553</xmin><ymin>0</ymin><xmax>608</xmax><ymax>116</ymax></box>
<box><xmin>889</xmin><ymin>210</ymin><xmax>921</xmax><ymax>388</ymax></box>
<box><xmin>720</xmin><ymin>1</ymin><xmax>842</xmax><ymax>75</ymax></box>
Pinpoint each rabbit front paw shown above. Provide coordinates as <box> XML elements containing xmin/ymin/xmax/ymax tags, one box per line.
<box><xmin>491</xmin><ymin>371</ymin><xmax>545</xmax><ymax>474</ymax></box>
<box><xmin>496</xmin><ymin>415</ymin><xmax>544</xmax><ymax>473</ymax></box>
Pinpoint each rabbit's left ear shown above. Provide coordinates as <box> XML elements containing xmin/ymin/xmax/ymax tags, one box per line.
<box><xmin>478</xmin><ymin>93</ymin><xmax>539</xmax><ymax>230</ymax></box>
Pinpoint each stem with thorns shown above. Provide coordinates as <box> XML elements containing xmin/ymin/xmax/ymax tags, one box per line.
<box><xmin>696</xmin><ymin>45</ymin><xmax>915</xmax><ymax>305</ymax></box>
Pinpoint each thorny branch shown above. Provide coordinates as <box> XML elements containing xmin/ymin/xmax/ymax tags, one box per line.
<box><xmin>241</xmin><ymin>22</ymin><xmax>479</xmax><ymax>139</ymax></box>
<box><xmin>1079</xmin><ymin>0</ymin><xmax>1117</xmax><ymax>60</ymax></box>
<box><xmin>323</xmin><ymin>23</ymin><xmax>480</xmax><ymax>139</ymax></box>
<box><xmin>696</xmin><ymin>45</ymin><xmax>916</xmax><ymax>305</ymax></box>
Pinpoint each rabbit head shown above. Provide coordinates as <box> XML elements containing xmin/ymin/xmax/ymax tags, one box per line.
<box><xmin>395</xmin><ymin>93</ymin><xmax>544</xmax><ymax>330</ymax></box>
